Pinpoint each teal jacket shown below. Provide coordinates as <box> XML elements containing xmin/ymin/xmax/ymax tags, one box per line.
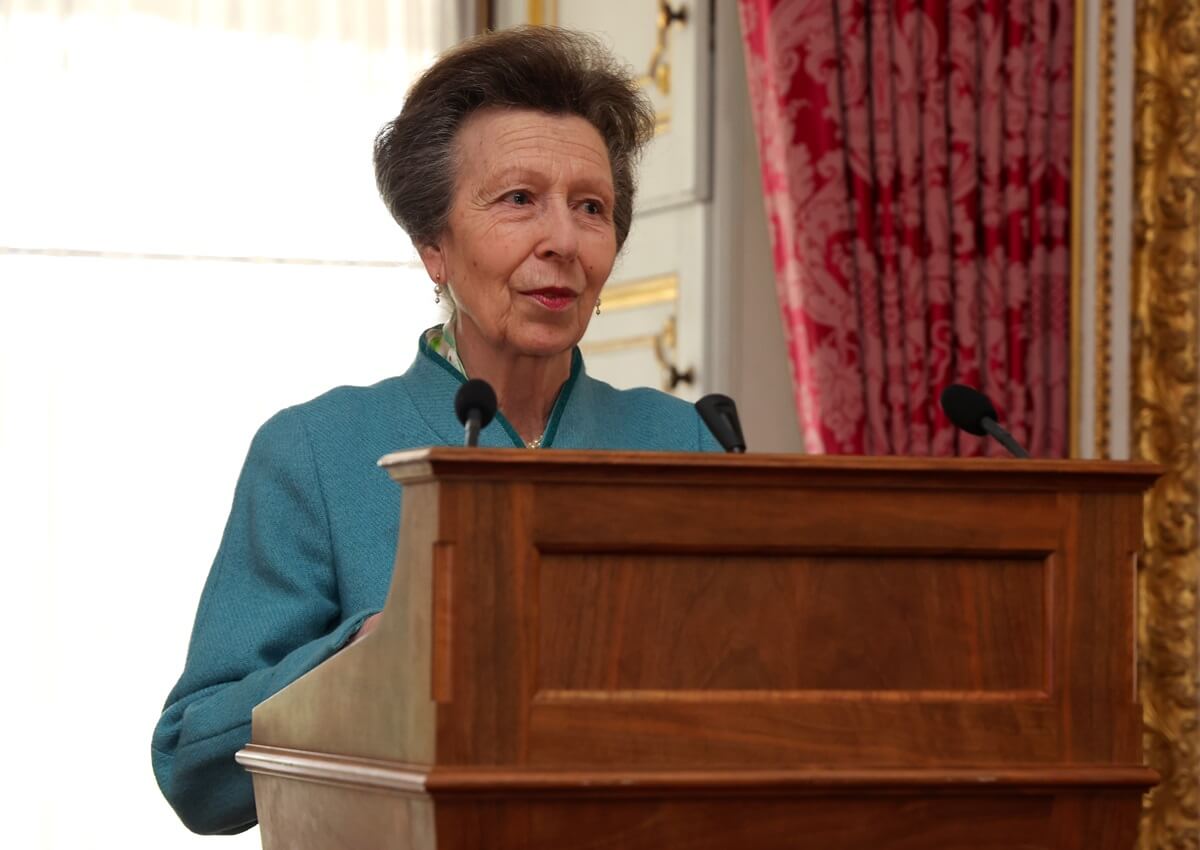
<box><xmin>152</xmin><ymin>338</ymin><xmax>722</xmax><ymax>834</ymax></box>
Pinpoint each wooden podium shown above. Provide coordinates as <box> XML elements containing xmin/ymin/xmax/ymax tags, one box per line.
<box><xmin>237</xmin><ymin>450</ymin><xmax>1159</xmax><ymax>849</ymax></box>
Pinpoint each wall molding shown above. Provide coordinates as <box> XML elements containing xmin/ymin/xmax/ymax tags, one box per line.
<box><xmin>1133</xmin><ymin>1</ymin><xmax>1200</xmax><ymax>846</ymax></box>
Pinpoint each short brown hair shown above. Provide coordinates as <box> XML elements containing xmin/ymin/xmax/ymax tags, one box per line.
<box><xmin>374</xmin><ymin>26</ymin><xmax>656</xmax><ymax>250</ymax></box>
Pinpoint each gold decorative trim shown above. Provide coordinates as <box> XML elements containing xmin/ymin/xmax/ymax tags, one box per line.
<box><xmin>1069</xmin><ymin>0</ymin><xmax>1085</xmax><ymax>458</ymax></box>
<box><xmin>1074</xmin><ymin>0</ymin><xmax>1118</xmax><ymax>460</ymax></box>
<box><xmin>1093</xmin><ymin>1</ymin><xmax>1115</xmax><ymax>460</ymax></box>
<box><xmin>583</xmin><ymin>274</ymin><xmax>686</xmax><ymax>391</ymax></box>
<box><xmin>635</xmin><ymin>1</ymin><xmax>689</xmax><ymax>97</ymax></box>
<box><xmin>529</xmin><ymin>0</ymin><xmax>674</xmax><ymax>135</ymax></box>
<box><xmin>527</xmin><ymin>0</ymin><xmax>558</xmax><ymax>26</ymax></box>
<box><xmin>600</xmin><ymin>273</ymin><xmax>679</xmax><ymax>312</ymax></box>
<box><xmin>1133</xmin><ymin>1</ymin><xmax>1200</xmax><ymax>846</ymax></box>
<box><xmin>581</xmin><ymin>316</ymin><xmax>688</xmax><ymax>393</ymax></box>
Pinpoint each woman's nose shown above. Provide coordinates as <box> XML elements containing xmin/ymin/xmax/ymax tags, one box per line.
<box><xmin>535</xmin><ymin>199</ymin><xmax>579</xmax><ymax>262</ymax></box>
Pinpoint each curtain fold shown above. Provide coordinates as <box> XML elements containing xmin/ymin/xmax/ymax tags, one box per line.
<box><xmin>738</xmin><ymin>0</ymin><xmax>1072</xmax><ymax>456</ymax></box>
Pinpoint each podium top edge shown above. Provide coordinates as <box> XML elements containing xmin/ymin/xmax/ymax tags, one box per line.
<box><xmin>376</xmin><ymin>448</ymin><xmax>1162</xmax><ymax>489</ymax></box>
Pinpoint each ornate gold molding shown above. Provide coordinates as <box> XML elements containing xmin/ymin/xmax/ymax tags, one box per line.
<box><xmin>1074</xmin><ymin>0</ymin><xmax>1117</xmax><ymax>459</ymax></box>
<box><xmin>635</xmin><ymin>0</ymin><xmax>689</xmax><ymax>97</ymax></box>
<box><xmin>582</xmin><ymin>273</ymin><xmax>688</xmax><ymax>391</ymax></box>
<box><xmin>601</xmin><ymin>273</ymin><xmax>679</xmax><ymax>312</ymax></box>
<box><xmin>1133</xmin><ymin>2</ymin><xmax>1200</xmax><ymax>848</ymax></box>
<box><xmin>1084</xmin><ymin>0</ymin><xmax>1118</xmax><ymax>458</ymax></box>
<box><xmin>580</xmin><ymin>316</ymin><xmax>689</xmax><ymax>392</ymax></box>
<box><xmin>527</xmin><ymin>0</ymin><xmax>558</xmax><ymax>26</ymax></box>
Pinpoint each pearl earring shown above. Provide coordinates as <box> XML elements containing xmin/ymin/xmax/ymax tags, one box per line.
<box><xmin>595</xmin><ymin>298</ymin><xmax>602</xmax><ymax>316</ymax></box>
<box><xmin>434</xmin><ymin>284</ymin><xmax>442</xmax><ymax>304</ymax></box>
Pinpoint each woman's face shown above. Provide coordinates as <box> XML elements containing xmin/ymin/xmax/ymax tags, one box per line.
<box><xmin>420</xmin><ymin>108</ymin><xmax>617</xmax><ymax>360</ymax></box>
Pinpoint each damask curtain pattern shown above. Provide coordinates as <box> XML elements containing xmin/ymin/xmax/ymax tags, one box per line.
<box><xmin>738</xmin><ymin>0</ymin><xmax>1073</xmax><ymax>456</ymax></box>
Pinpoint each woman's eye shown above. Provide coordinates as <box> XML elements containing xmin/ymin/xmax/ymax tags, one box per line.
<box><xmin>507</xmin><ymin>191</ymin><xmax>531</xmax><ymax>206</ymax></box>
<box><xmin>582</xmin><ymin>200</ymin><xmax>603</xmax><ymax>215</ymax></box>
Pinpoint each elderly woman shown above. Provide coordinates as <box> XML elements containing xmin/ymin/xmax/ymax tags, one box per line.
<box><xmin>151</xmin><ymin>26</ymin><xmax>720</xmax><ymax>835</ymax></box>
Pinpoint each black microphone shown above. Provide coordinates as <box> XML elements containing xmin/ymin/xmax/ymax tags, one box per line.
<box><xmin>695</xmin><ymin>394</ymin><xmax>747</xmax><ymax>453</ymax></box>
<box><xmin>454</xmin><ymin>379</ymin><xmax>498</xmax><ymax>447</ymax></box>
<box><xmin>939</xmin><ymin>384</ymin><xmax>1030</xmax><ymax>458</ymax></box>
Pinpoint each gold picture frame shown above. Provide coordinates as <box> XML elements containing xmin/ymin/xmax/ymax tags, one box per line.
<box><xmin>1132</xmin><ymin>1</ymin><xmax>1200</xmax><ymax>847</ymax></box>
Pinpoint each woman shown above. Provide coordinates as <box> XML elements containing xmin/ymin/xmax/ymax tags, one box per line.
<box><xmin>151</xmin><ymin>26</ymin><xmax>721</xmax><ymax>835</ymax></box>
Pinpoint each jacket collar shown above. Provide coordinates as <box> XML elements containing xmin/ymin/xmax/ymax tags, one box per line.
<box><xmin>404</xmin><ymin>333</ymin><xmax>583</xmax><ymax>449</ymax></box>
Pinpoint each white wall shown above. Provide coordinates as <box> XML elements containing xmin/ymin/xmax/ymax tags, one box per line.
<box><xmin>0</xmin><ymin>7</ymin><xmax>452</xmax><ymax>844</ymax></box>
<box><xmin>707</xmin><ymin>0</ymin><xmax>804</xmax><ymax>453</ymax></box>
<box><xmin>0</xmin><ymin>255</ymin><xmax>439</xmax><ymax>848</ymax></box>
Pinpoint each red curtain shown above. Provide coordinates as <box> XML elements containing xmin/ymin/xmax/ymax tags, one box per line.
<box><xmin>738</xmin><ymin>0</ymin><xmax>1072</xmax><ymax>456</ymax></box>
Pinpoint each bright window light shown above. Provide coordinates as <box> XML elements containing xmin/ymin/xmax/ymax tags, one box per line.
<box><xmin>0</xmin><ymin>3</ymin><xmax>457</xmax><ymax>847</ymax></box>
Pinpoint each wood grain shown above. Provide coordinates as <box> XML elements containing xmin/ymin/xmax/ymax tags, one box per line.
<box><xmin>537</xmin><ymin>553</ymin><xmax>1046</xmax><ymax>692</ymax></box>
<box><xmin>240</xmin><ymin>449</ymin><xmax>1160</xmax><ymax>848</ymax></box>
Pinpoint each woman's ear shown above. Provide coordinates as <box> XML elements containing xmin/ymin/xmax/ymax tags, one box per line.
<box><xmin>417</xmin><ymin>242</ymin><xmax>445</xmax><ymax>284</ymax></box>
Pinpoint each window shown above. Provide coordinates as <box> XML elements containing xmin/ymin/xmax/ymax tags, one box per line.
<box><xmin>0</xmin><ymin>4</ymin><xmax>460</xmax><ymax>845</ymax></box>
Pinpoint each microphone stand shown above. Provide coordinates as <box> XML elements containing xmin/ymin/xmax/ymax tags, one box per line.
<box><xmin>464</xmin><ymin>410</ymin><xmax>482</xmax><ymax>447</ymax></box>
<box><xmin>981</xmin><ymin>417</ymin><xmax>1030</xmax><ymax>459</ymax></box>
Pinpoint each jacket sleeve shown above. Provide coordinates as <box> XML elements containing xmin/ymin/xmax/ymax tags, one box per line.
<box><xmin>151</xmin><ymin>407</ymin><xmax>377</xmax><ymax>835</ymax></box>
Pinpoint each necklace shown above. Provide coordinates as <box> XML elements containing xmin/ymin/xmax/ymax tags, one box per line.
<box><xmin>526</xmin><ymin>434</ymin><xmax>544</xmax><ymax>449</ymax></box>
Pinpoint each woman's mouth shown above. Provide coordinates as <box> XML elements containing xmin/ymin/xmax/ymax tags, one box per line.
<box><xmin>523</xmin><ymin>287</ymin><xmax>578</xmax><ymax>311</ymax></box>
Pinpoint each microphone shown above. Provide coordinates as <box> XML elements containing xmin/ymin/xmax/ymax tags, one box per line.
<box><xmin>939</xmin><ymin>384</ymin><xmax>1030</xmax><ymax>458</ymax></box>
<box><xmin>695</xmin><ymin>394</ymin><xmax>747</xmax><ymax>453</ymax></box>
<box><xmin>454</xmin><ymin>379</ymin><xmax>498</xmax><ymax>447</ymax></box>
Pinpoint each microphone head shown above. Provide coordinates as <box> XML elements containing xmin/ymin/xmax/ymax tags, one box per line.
<box><xmin>695</xmin><ymin>393</ymin><xmax>747</xmax><ymax>453</ymax></box>
<box><xmin>939</xmin><ymin>384</ymin><xmax>998</xmax><ymax>437</ymax></box>
<box><xmin>454</xmin><ymin>379</ymin><xmax>498</xmax><ymax>429</ymax></box>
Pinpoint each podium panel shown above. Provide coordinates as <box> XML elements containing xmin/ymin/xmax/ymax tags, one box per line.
<box><xmin>238</xmin><ymin>451</ymin><xmax>1158</xmax><ymax>849</ymax></box>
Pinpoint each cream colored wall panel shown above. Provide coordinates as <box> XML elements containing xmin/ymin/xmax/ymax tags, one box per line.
<box><xmin>492</xmin><ymin>1</ymin><xmax>802</xmax><ymax>444</ymax></box>
<box><xmin>496</xmin><ymin>0</ymin><xmax>712</xmax><ymax>210</ymax></box>
<box><xmin>581</xmin><ymin>297</ymin><xmax>679</xmax><ymax>391</ymax></box>
<box><xmin>584</xmin><ymin>203</ymin><xmax>708</xmax><ymax>399</ymax></box>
